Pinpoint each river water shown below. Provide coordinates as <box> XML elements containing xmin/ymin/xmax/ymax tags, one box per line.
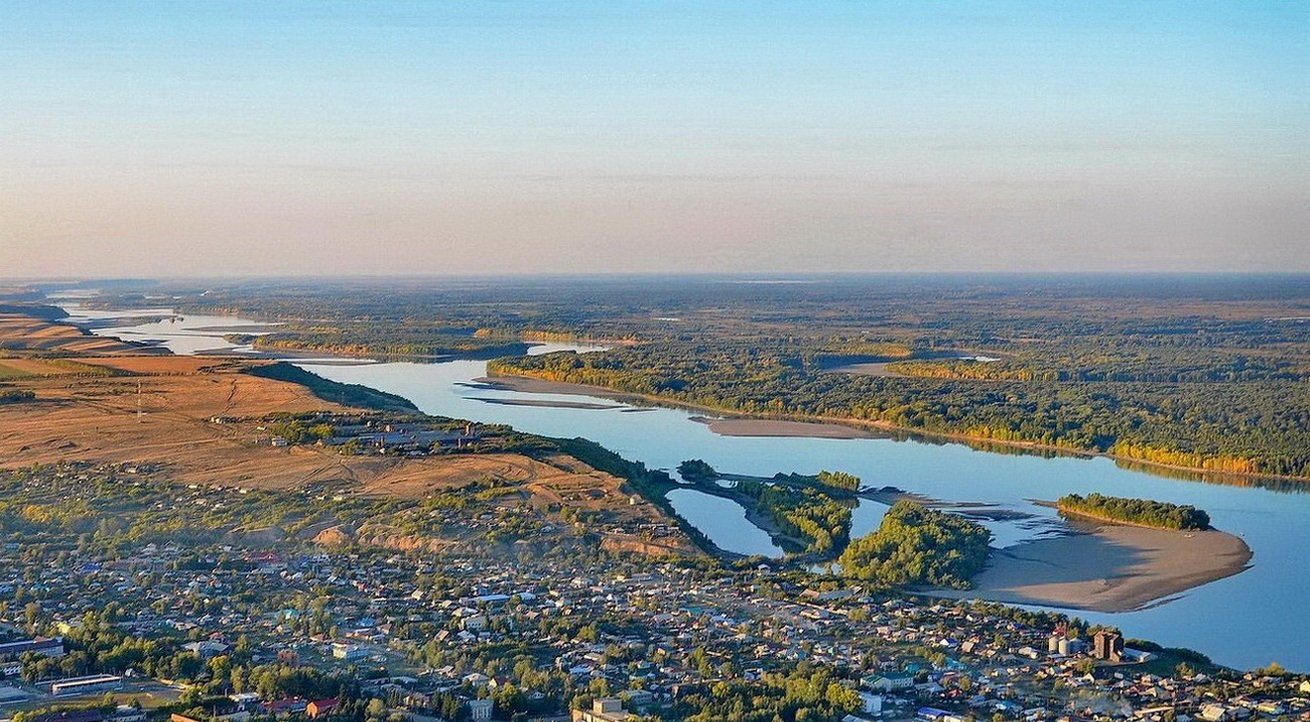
<box><xmin>71</xmin><ymin>310</ymin><xmax>1310</xmax><ymax>670</ymax></box>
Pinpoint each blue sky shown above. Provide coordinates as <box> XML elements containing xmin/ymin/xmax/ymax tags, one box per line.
<box><xmin>2</xmin><ymin>1</ymin><xmax>1306</xmax><ymax>276</ymax></box>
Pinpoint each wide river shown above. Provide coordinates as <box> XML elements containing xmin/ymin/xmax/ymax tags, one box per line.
<box><xmin>73</xmin><ymin>309</ymin><xmax>1310</xmax><ymax>670</ymax></box>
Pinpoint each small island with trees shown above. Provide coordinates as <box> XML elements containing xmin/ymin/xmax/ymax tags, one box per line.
<box><xmin>1056</xmin><ymin>493</ymin><xmax>1211</xmax><ymax>530</ymax></box>
<box><xmin>676</xmin><ymin>458</ymin><xmax>717</xmax><ymax>482</ymax></box>
<box><xmin>839</xmin><ymin>500</ymin><xmax>992</xmax><ymax>589</ymax></box>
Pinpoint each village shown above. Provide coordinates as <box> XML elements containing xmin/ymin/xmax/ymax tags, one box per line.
<box><xmin>2</xmin><ymin>476</ymin><xmax>1308</xmax><ymax>722</ymax></box>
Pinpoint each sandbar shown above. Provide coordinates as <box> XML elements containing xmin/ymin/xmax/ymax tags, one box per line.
<box><xmin>824</xmin><ymin>362</ymin><xmax>906</xmax><ymax>378</ymax></box>
<box><xmin>471</xmin><ymin>397</ymin><xmax>625</xmax><ymax>410</ymax></box>
<box><xmin>929</xmin><ymin>521</ymin><xmax>1252</xmax><ymax>613</ymax></box>
<box><xmin>474</xmin><ymin>376</ymin><xmax>647</xmax><ymax>403</ymax></box>
<box><xmin>689</xmin><ymin>416</ymin><xmax>875</xmax><ymax>439</ymax></box>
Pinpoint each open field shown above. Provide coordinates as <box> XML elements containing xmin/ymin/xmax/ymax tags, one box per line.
<box><xmin>929</xmin><ymin>522</ymin><xmax>1252</xmax><ymax>612</ymax></box>
<box><xmin>0</xmin><ymin>312</ymin><xmax>156</xmax><ymax>356</ymax></box>
<box><xmin>0</xmin><ymin>352</ymin><xmax>697</xmax><ymax>557</ymax></box>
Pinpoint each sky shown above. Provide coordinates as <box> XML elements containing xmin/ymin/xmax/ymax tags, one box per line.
<box><xmin>1</xmin><ymin>1</ymin><xmax>1307</xmax><ymax>277</ymax></box>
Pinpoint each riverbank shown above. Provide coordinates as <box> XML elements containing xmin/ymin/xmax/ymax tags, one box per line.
<box><xmin>480</xmin><ymin>372</ymin><xmax>1309</xmax><ymax>485</ymax></box>
<box><xmin>929</xmin><ymin>522</ymin><xmax>1253</xmax><ymax>613</ymax></box>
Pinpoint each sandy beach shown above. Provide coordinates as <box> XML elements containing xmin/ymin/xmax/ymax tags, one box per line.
<box><xmin>930</xmin><ymin>522</ymin><xmax>1252</xmax><ymax>612</ymax></box>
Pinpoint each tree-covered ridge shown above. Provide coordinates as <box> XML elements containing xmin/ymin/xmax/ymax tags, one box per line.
<box><xmin>839</xmin><ymin>501</ymin><xmax>991</xmax><ymax>589</ymax></box>
<box><xmin>1056</xmin><ymin>493</ymin><xmax>1210</xmax><ymax>530</ymax></box>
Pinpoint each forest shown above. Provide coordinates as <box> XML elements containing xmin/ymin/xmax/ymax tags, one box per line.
<box><xmin>1056</xmin><ymin>493</ymin><xmax>1210</xmax><ymax>530</ymax></box>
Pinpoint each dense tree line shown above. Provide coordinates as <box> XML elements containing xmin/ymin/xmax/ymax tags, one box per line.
<box><xmin>264</xmin><ymin>416</ymin><xmax>336</xmax><ymax>444</ymax></box>
<box><xmin>886</xmin><ymin>346</ymin><xmax>1309</xmax><ymax>384</ymax></box>
<box><xmin>19</xmin><ymin>610</ymin><xmax>201</xmax><ymax>682</ymax></box>
<box><xmin>1056</xmin><ymin>493</ymin><xmax>1210</xmax><ymax>530</ymax></box>
<box><xmin>839</xmin><ymin>501</ymin><xmax>991</xmax><ymax>589</ymax></box>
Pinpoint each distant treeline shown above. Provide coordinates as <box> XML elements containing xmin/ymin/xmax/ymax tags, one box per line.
<box><xmin>1056</xmin><ymin>493</ymin><xmax>1210</xmax><ymax>530</ymax></box>
<box><xmin>248</xmin><ymin>323</ymin><xmax>531</xmax><ymax>359</ymax></box>
<box><xmin>886</xmin><ymin>347</ymin><xmax>1309</xmax><ymax>384</ymax></box>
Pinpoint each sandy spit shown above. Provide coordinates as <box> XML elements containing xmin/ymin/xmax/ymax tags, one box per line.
<box><xmin>929</xmin><ymin>522</ymin><xmax>1252</xmax><ymax>613</ymax></box>
<box><xmin>689</xmin><ymin>416</ymin><xmax>875</xmax><ymax>439</ymax></box>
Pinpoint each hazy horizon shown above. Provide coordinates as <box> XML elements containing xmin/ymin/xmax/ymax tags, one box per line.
<box><xmin>3</xmin><ymin>1</ymin><xmax>1307</xmax><ymax>277</ymax></box>
<box><xmin>11</xmin><ymin>270</ymin><xmax>1310</xmax><ymax>287</ymax></box>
